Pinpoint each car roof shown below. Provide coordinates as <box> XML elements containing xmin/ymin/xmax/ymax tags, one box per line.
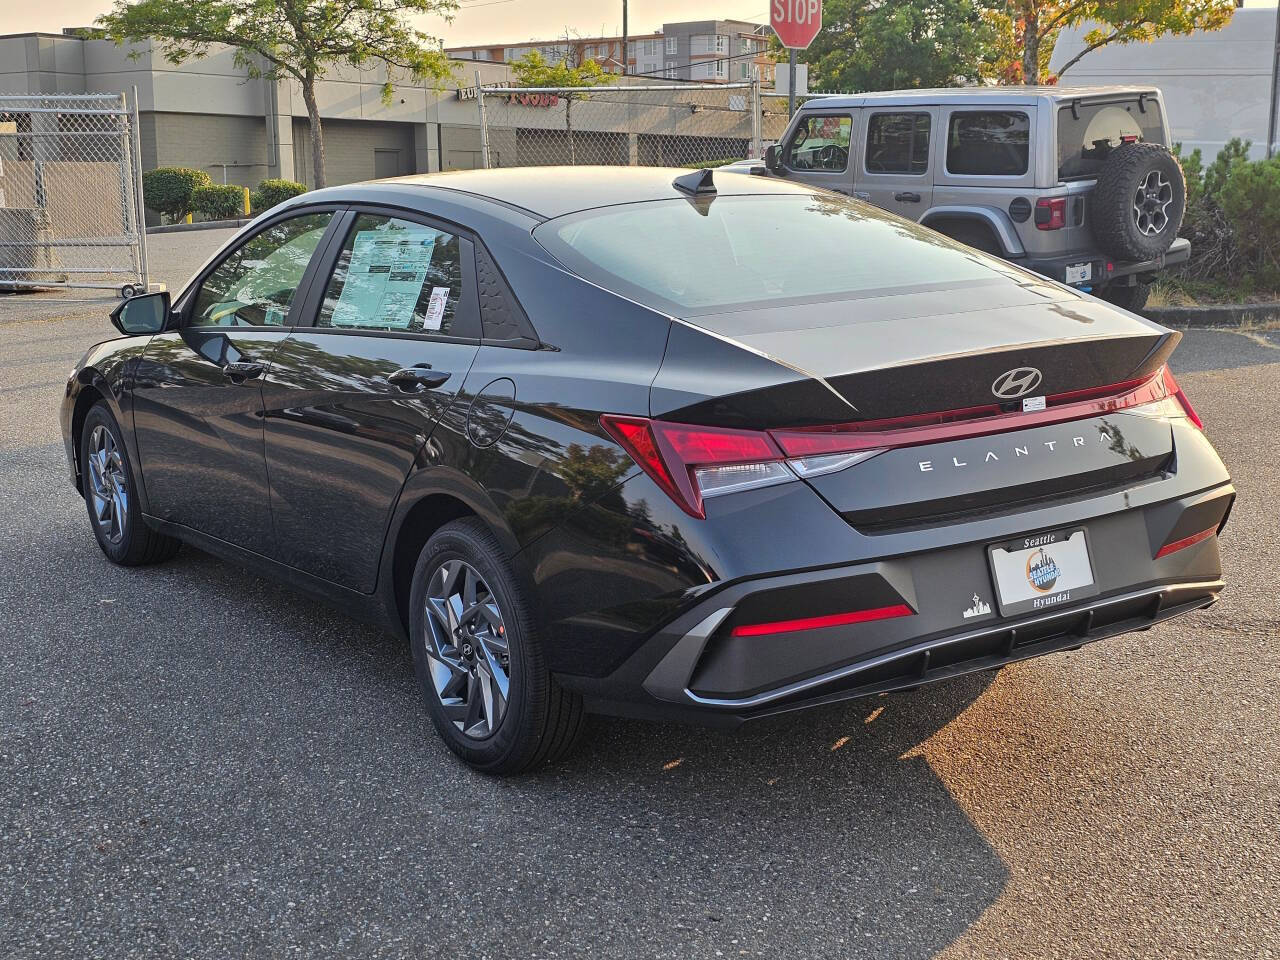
<box><xmin>357</xmin><ymin>166</ymin><xmax>814</xmax><ymax>221</ymax></box>
<box><xmin>800</xmin><ymin>85</ymin><xmax>1162</xmax><ymax>110</ymax></box>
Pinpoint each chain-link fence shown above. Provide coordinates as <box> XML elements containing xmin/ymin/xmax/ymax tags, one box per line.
<box><xmin>0</xmin><ymin>92</ymin><xmax>149</xmax><ymax>298</ymax></box>
<box><xmin>477</xmin><ymin>82</ymin><xmax>795</xmax><ymax>170</ymax></box>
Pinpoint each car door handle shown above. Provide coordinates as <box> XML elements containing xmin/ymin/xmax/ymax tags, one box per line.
<box><xmin>224</xmin><ymin>361</ymin><xmax>264</xmax><ymax>382</ymax></box>
<box><xmin>388</xmin><ymin>365</ymin><xmax>451</xmax><ymax>392</ymax></box>
<box><xmin>895</xmin><ymin>191</ymin><xmax>922</xmax><ymax>203</ymax></box>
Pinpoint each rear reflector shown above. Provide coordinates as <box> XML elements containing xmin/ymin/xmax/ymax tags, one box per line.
<box><xmin>1155</xmin><ymin>526</ymin><xmax>1217</xmax><ymax>559</ymax></box>
<box><xmin>730</xmin><ymin>603</ymin><xmax>915</xmax><ymax>638</ymax></box>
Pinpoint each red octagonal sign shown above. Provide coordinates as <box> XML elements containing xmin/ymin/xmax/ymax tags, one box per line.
<box><xmin>771</xmin><ymin>0</ymin><xmax>822</xmax><ymax>49</ymax></box>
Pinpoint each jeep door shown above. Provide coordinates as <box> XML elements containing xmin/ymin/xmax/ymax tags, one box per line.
<box><xmin>777</xmin><ymin>110</ymin><xmax>856</xmax><ymax>194</ymax></box>
<box><xmin>853</xmin><ymin>108</ymin><xmax>937</xmax><ymax>219</ymax></box>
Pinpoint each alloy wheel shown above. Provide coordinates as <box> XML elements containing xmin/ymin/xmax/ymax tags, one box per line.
<box><xmin>86</xmin><ymin>424</ymin><xmax>128</xmax><ymax>544</ymax></box>
<box><xmin>423</xmin><ymin>559</ymin><xmax>511</xmax><ymax>739</ymax></box>
<box><xmin>1132</xmin><ymin>170</ymin><xmax>1173</xmax><ymax>236</ymax></box>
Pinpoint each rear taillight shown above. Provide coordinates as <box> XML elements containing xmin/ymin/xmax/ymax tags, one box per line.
<box><xmin>603</xmin><ymin>366</ymin><xmax>1200</xmax><ymax>518</ymax></box>
<box><xmin>600</xmin><ymin>416</ymin><xmax>791</xmax><ymax>518</ymax></box>
<box><xmin>1163</xmin><ymin>366</ymin><xmax>1204</xmax><ymax>429</ymax></box>
<box><xmin>1035</xmin><ymin>197</ymin><xmax>1067</xmax><ymax>230</ymax></box>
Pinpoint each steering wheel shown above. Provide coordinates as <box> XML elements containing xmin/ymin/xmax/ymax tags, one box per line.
<box><xmin>818</xmin><ymin>144</ymin><xmax>848</xmax><ymax>170</ymax></box>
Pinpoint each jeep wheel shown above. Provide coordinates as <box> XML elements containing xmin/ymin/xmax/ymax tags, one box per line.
<box><xmin>935</xmin><ymin>221</ymin><xmax>1002</xmax><ymax>257</ymax></box>
<box><xmin>1098</xmin><ymin>281</ymin><xmax>1150</xmax><ymax>313</ymax></box>
<box><xmin>1089</xmin><ymin>142</ymin><xmax>1185</xmax><ymax>262</ymax></box>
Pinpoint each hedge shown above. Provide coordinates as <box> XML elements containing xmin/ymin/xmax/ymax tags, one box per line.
<box><xmin>142</xmin><ymin>167</ymin><xmax>212</xmax><ymax>221</ymax></box>
<box><xmin>191</xmin><ymin>184</ymin><xmax>246</xmax><ymax>221</ymax></box>
<box><xmin>252</xmin><ymin>178</ymin><xmax>307</xmax><ymax>212</ymax></box>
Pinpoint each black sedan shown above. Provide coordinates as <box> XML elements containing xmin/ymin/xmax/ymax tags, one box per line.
<box><xmin>61</xmin><ymin>167</ymin><xmax>1233</xmax><ymax>773</ymax></box>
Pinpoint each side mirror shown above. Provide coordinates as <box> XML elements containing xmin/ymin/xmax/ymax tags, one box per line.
<box><xmin>110</xmin><ymin>291</ymin><xmax>171</xmax><ymax>336</ymax></box>
<box><xmin>764</xmin><ymin>144</ymin><xmax>782</xmax><ymax>174</ymax></box>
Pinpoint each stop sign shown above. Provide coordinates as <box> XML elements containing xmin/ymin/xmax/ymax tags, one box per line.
<box><xmin>771</xmin><ymin>0</ymin><xmax>822</xmax><ymax>49</ymax></box>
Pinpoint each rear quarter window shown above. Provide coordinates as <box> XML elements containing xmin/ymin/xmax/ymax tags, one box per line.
<box><xmin>1057</xmin><ymin>99</ymin><xmax>1166</xmax><ymax>181</ymax></box>
<box><xmin>946</xmin><ymin>111</ymin><xmax>1029</xmax><ymax>177</ymax></box>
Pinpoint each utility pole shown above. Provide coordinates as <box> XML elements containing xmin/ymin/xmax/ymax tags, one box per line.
<box><xmin>621</xmin><ymin>0</ymin><xmax>628</xmax><ymax>75</ymax></box>
<box><xmin>1268</xmin><ymin>0</ymin><xmax>1279</xmax><ymax>159</ymax></box>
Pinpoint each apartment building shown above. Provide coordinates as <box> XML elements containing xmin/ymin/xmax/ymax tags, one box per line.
<box><xmin>446</xmin><ymin>19</ymin><xmax>776</xmax><ymax>85</ymax></box>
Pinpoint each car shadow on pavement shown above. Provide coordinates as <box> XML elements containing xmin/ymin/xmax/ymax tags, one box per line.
<box><xmin>8</xmin><ymin>529</ymin><xmax>1009</xmax><ymax>959</ymax></box>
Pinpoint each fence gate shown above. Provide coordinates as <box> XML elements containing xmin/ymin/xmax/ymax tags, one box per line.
<box><xmin>0</xmin><ymin>92</ymin><xmax>149</xmax><ymax>300</ymax></box>
<box><xmin>477</xmin><ymin>81</ymin><xmax>793</xmax><ymax>171</ymax></box>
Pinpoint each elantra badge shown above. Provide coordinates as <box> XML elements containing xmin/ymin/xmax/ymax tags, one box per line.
<box><xmin>992</xmin><ymin>367</ymin><xmax>1043</xmax><ymax>400</ymax></box>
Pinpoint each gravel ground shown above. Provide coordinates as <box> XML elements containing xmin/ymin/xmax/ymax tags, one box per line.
<box><xmin>1</xmin><ymin>231</ymin><xmax>1277</xmax><ymax>959</ymax></box>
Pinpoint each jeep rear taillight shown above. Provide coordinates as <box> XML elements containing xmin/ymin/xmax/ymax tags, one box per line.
<box><xmin>1035</xmin><ymin>197</ymin><xmax>1067</xmax><ymax>231</ymax></box>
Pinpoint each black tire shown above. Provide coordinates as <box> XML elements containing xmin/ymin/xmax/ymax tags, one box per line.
<box><xmin>1098</xmin><ymin>281</ymin><xmax>1150</xmax><ymax>312</ymax></box>
<box><xmin>79</xmin><ymin>402</ymin><xmax>181</xmax><ymax>566</ymax></box>
<box><xmin>936</xmin><ymin>220</ymin><xmax>1003</xmax><ymax>257</ymax></box>
<box><xmin>409</xmin><ymin>517</ymin><xmax>586</xmax><ymax>773</ymax></box>
<box><xmin>1089</xmin><ymin>142</ymin><xmax>1185</xmax><ymax>261</ymax></box>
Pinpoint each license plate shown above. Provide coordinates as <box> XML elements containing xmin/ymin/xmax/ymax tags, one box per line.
<box><xmin>1065</xmin><ymin>261</ymin><xmax>1092</xmax><ymax>285</ymax></box>
<box><xmin>988</xmin><ymin>528</ymin><xmax>1098</xmax><ymax>616</ymax></box>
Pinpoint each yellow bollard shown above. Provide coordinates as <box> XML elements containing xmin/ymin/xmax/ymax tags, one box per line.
<box><xmin>183</xmin><ymin>213</ymin><xmax>192</xmax><ymax>224</ymax></box>
<box><xmin>242</xmin><ymin>186</ymin><xmax>251</xmax><ymax>216</ymax></box>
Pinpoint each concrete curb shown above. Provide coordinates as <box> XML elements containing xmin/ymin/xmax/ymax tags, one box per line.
<box><xmin>1144</xmin><ymin>302</ymin><xmax>1280</xmax><ymax>328</ymax></box>
<box><xmin>147</xmin><ymin>218</ymin><xmax>253</xmax><ymax>235</ymax></box>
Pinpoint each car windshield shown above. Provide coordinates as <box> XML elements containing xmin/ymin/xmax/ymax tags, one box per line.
<box><xmin>533</xmin><ymin>193</ymin><xmax>1004</xmax><ymax>316</ymax></box>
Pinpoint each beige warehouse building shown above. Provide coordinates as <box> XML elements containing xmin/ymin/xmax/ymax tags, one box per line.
<box><xmin>0</xmin><ymin>29</ymin><xmax>520</xmax><ymax>196</ymax></box>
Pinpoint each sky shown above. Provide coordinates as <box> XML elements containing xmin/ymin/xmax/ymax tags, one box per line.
<box><xmin>7</xmin><ymin>0</ymin><xmax>776</xmax><ymax>45</ymax></box>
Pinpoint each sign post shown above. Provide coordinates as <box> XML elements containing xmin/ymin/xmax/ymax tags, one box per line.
<box><xmin>771</xmin><ymin>0</ymin><xmax>822</xmax><ymax>116</ymax></box>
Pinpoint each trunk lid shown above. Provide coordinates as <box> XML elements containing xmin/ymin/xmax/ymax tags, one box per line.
<box><xmin>650</xmin><ymin>277</ymin><xmax>1181</xmax><ymax>528</ymax></box>
<box><xmin>655</xmin><ymin>276</ymin><xmax>1177</xmax><ymax>426</ymax></box>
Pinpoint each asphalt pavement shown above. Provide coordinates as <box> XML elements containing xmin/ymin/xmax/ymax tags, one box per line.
<box><xmin>1</xmin><ymin>231</ymin><xmax>1277</xmax><ymax>959</ymax></box>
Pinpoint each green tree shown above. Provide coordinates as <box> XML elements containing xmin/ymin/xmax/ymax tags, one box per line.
<box><xmin>97</xmin><ymin>0</ymin><xmax>457</xmax><ymax>189</ymax></box>
<box><xmin>510</xmin><ymin>50</ymin><xmax>612</xmax><ymax>164</ymax></box>
<box><xmin>1219</xmin><ymin>154</ymin><xmax>1280</xmax><ymax>288</ymax></box>
<box><xmin>990</xmin><ymin>0</ymin><xmax>1235</xmax><ymax>85</ymax></box>
<box><xmin>778</xmin><ymin>0</ymin><xmax>997</xmax><ymax>93</ymax></box>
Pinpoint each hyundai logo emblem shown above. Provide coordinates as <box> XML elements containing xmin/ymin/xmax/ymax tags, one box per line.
<box><xmin>991</xmin><ymin>367</ymin><xmax>1043</xmax><ymax>399</ymax></box>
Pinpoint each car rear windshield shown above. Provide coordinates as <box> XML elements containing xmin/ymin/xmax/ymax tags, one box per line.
<box><xmin>1058</xmin><ymin>98</ymin><xmax>1166</xmax><ymax>181</ymax></box>
<box><xmin>533</xmin><ymin>193</ymin><xmax>1005</xmax><ymax>316</ymax></box>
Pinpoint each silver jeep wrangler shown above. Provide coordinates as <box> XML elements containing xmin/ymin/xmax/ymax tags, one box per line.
<box><xmin>729</xmin><ymin>86</ymin><xmax>1190</xmax><ymax>310</ymax></box>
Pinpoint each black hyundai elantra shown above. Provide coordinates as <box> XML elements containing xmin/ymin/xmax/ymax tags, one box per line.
<box><xmin>61</xmin><ymin>167</ymin><xmax>1233</xmax><ymax>772</ymax></box>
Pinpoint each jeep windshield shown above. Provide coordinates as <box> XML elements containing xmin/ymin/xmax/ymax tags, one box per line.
<box><xmin>533</xmin><ymin>192</ymin><xmax>1006</xmax><ymax>317</ymax></box>
<box><xmin>1058</xmin><ymin>98</ymin><xmax>1166</xmax><ymax>181</ymax></box>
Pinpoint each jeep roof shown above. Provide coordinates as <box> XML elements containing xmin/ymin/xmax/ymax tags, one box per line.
<box><xmin>797</xmin><ymin>85</ymin><xmax>1163</xmax><ymax>111</ymax></box>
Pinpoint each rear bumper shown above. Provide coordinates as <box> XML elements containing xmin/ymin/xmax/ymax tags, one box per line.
<box><xmin>1021</xmin><ymin>237</ymin><xmax>1191</xmax><ymax>287</ymax></box>
<box><xmin>559</xmin><ymin>478</ymin><xmax>1233</xmax><ymax>726</ymax></box>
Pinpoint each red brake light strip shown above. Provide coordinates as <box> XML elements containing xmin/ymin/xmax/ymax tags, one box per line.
<box><xmin>730</xmin><ymin>603</ymin><xmax>915</xmax><ymax>638</ymax></box>
<box><xmin>1155</xmin><ymin>526</ymin><xmax>1217</xmax><ymax>559</ymax></box>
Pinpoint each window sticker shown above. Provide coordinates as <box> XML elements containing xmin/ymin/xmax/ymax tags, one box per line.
<box><xmin>331</xmin><ymin>230</ymin><xmax>437</xmax><ymax>330</ymax></box>
<box><xmin>425</xmin><ymin>286</ymin><xmax>449</xmax><ymax>331</ymax></box>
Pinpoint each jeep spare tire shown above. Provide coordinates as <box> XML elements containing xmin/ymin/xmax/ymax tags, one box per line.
<box><xmin>1089</xmin><ymin>142</ymin><xmax>1185</xmax><ymax>262</ymax></box>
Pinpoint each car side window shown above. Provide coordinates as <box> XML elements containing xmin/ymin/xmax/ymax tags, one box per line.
<box><xmin>190</xmin><ymin>212</ymin><xmax>333</xmax><ymax>327</ymax></box>
<box><xmin>317</xmin><ymin>214</ymin><xmax>465</xmax><ymax>335</ymax></box>
<box><xmin>784</xmin><ymin>114</ymin><xmax>852</xmax><ymax>172</ymax></box>
<box><xmin>946</xmin><ymin>111</ymin><xmax>1030</xmax><ymax>177</ymax></box>
<box><xmin>865</xmin><ymin>113</ymin><xmax>931</xmax><ymax>175</ymax></box>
